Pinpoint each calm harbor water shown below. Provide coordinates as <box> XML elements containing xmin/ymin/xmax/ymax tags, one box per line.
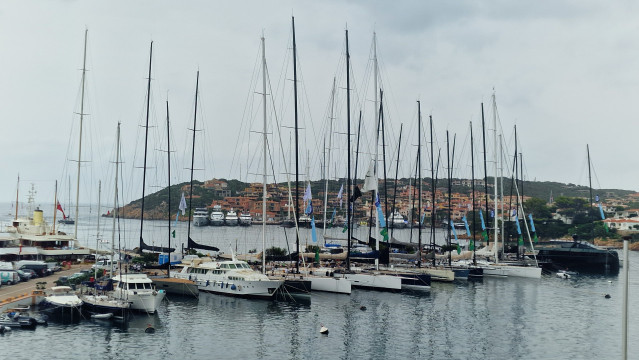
<box><xmin>1</xmin><ymin>209</ymin><xmax>638</xmax><ymax>359</ymax></box>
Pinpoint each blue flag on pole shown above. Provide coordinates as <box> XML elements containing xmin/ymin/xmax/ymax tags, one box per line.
<box><xmin>515</xmin><ymin>215</ymin><xmax>522</xmax><ymax>235</ymax></box>
<box><xmin>450</xmin><ymin>220</ymin><xmax>458</xmax><ymax>241</ymax></box>
<box><xmin>479</xmin><ymin>210</ymin><xmax>486</xmax><ymax>231</ymax></box>
<box><xmin>598</xmin><ymin>203</ymin><xmax>605</xmax><ymax>220</ymax></box>
<box><xmin>311</xmin><ymin>217</ymin><xmax>317</xmax><ymax>242</ymax></box>
<box><xmin>528</xmin><ymin>214</ymin><xmax>536</xmax><ymax>232</ymax></box>
<box><xmin>462</xmin><ymin>216</ymin><xmax>471</xmax><ymax>236</ymax></box>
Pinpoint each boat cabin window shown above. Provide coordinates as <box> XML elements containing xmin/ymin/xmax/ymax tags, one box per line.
<box><xmin>228</xmin><ymin>264</ymin><xmax>237</xmax><ymax>269</ymax></box>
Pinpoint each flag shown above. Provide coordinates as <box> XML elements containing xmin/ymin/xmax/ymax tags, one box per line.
<box><xmin>374</xmin><ymin>193</ymin><xmax>381</xmax><ymax>208</ymax></box>
<box><xmin>303</xmin><ymin>184</ymin><xmax>312</xmax><ymax>201</ymax></box>
<box><xmin>450</xmin><ymin>220</ymin><xmax>460</xmax><ymax>253</ymax></box>
<box><xmin>511</xmin><ymin>209</ymin><xmax>517</xmax><ymax>217</ymax></box>
<box><xmin>595</xmin><ymin>194</ymin><xmax>600</xmax><ymax>202</ymax></box>
<box><xmin>329</xmin><ymin>208</ymin><xmax>336</xmax><ymax>228</ymax></box>
<box><xmin>598</xmin><ymin>203</ymin><xmax>605</xmax><ymax>220</ymax></box>
<box><xmin>515</xmin><ymin>215</ymin><xmax>523</xmax><ymax>245</ymax></box>
<box><xmin>178</xmin><ymin>192</ymin><xmax>187</xmax><ymax>215</ymax></box>
<box><xmin>375</xmin><ymin>195</ymin><xmax>386</xmax><ymax>228</ymax></box>
<box><xmin>349</xmin><ymin>186</ymin><xmax>362</xmax><ymax>203</ymax></box>
<box><xmin>490</xmin><ymin>209</ymin><xmax>495</xmax><ymax>218</ymax></box>
<box><xmin>462</xmin><ymin>216</ymin><xmax>471</xmax><ymax>236</ymax></box>
<box><xmin>363</xmin><ymin>162</ymin><xmax>377</xmax><ymax>192</ymax></box>
<box><xmin>342</xmin><ymin>224</ymin><xmax>348</xmax><ymax>233</ymax></box>
<box><xmin>306</xmin><ymin>203</ymin><xmax>313</xmax><ymax>215</ymax></box>
<box><xmin>528</xmin><ymin>214</ymin><xmax>536</xmax><ymax>233</ymax></box>
<box><xmin>337</xmin><ymin>184</ymin><xmax>344</xmax><ymax>207</ymax></box>
<box><xmin>56</xmin><ymin>201</ymin><xmax>66</xmax><ymax>219</ymax></box>
<box><xmin>311</xmin><ymin>217</ymin><xmax>317</xmax><ymax>243</ymax></box>
<box><xmin>479</xmin><ymin>210</ymin><xmax>488</xmax><ymax>242</ymax></box>
<box><xmin>172</xmin><ymin>230</ymin><xmax>176</xmax><ymax>238</ymax></box>
<box><xmin>380</xmin><ymin>227</ymin><xmax>389</xmax><ymax>241</ymax></box>
<box><xmin>314</xmin><ymin>247</ymin><xmax>320</xmax><ymax>263</ymax></box>
<box><xmin>469</xmin><ymin>239</ymin><xmax>475</xmax><ymax>251</ymax></box>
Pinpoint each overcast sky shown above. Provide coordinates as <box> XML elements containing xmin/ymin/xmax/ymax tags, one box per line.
<box><xmin>1</xmin><ymin>0</ymin><xmax>637</xmax><ymax>209</ymax></box>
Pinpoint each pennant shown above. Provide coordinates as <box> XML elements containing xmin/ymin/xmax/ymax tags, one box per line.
<box><xmin>306</xmin><ymin>203</ymin><xmax>313</xmax><ymax>215</ymax></box>
<box><xmin>329</xmin><ymin>208</ymin><xmax>336</xmax><ymax>227</ymax></box>
<box><xmin>469</xmin><ymin>239</ymin><xmax>475</xmax><ymax>251</ymax></box>
<box><xmin>598</xmin><ymin>203</ymin><xmax>605</xmax><ymax>220</ymax></box>
<box><xmin>380</xmin><ymin>227</ymin><xmax>389</xmax><ymax>241</ymax></box>
<box><xmin>56</xmin><ymin>201</ymin><xmax>66</xmax><ymax>219</ymax></box>
<box><xmin>311</xmin><ymin>217</ymin><xmax>317</xmax><ymax>243</ymax></box>
<box><xmin>337</xmin><ymin>184</ymin><xmax>344</xmax><ymax>207</ymax></box>
<box><xmin>349</xmin><ymin>186</ymin><xmax>362</xmax><ymax>203</ymax></box>
<box><xmin>174</xmin><ymin>211</ymin><xmax>180</xmax><ymax>228</ymax></box>
<box><xmin>303</xmin><ymin>184</ymin><xmax>312</xmax><ymax>201</ymax></box>
<box><xmin>490</xmin><ymin>209</ymin><xmax>495</xmax><ymax>218</ymax></box>
<box><xmin>178</xmin><ymin>192</ymin><xmax>187</xmax><ymax>215</ymax></box>
<box><xmin>511</xmin><ymin>209</ymin><xmax>517</xmax><ymax>217</ymax></box>
<box><xmin>376</xmin><ymin>196</ymin><xmax>386</xmax><ymax>228</ymax></box>
<box><xmin>342</xmin><ymin>224</ymin><xmax>348</xmax><ymax>233</ymax></box>
<box><xmin>528</xmin><ymin>214</ymin><xmax>536</xmax><ymax>233</ymax></box>
<box><xmin>420</xmin><ymin>212</ymin><xmax>425</xmax><ymax>225</ymax></box>
<box><xmin>362</xmin><ymin>162</ymin><xmax>377</xmax><ymax>192</ymax></box>
<box><xmin>479</xmin><ymin>209</ymin><xmax>488</xmax><ymax>241</ymax></box>
<box><xmin>172</xmin><ymin>230</ymin><xmax>176</xmax><ymax>238</ymax></box>
<box><xmin>314</xmin><ymin>247</ymin><xmax>320</xmax><ymax>263</ymax></box>
<box><xmin>450</xmin><ymin>220</ymin><xmax>460</xmax><ymax>253</ymax></box>
<box><xmin>374</xmin><ymin>193</ymin><xmax>381</xmax><ymax>208</ymax></box>
<box><xmin>515</xmin><ymin>215</ymin><xmax>523</xmax><ymax>245</ymax></box>
<box><xmin>533</xmin><ymin>233</ymin><xmax>538</xmax><ymax>242</ymax></box>
<box><xmin>462</xmin><ymin>216</ymin><xmax>471</xmax><ymax>236</ymax></box>
<box><xmin>595</xmin><ymin>194</ymin><xmax>600</xmax><ymax>202</ymax></box>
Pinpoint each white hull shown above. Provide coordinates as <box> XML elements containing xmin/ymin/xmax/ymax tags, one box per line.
<box><xmin>481</xmin><ymin>264</ymin><xmax>541</xmax><ymax>279</ymax></box>
<box><xmin>197</xmin><ymin>278</ymin><xmax>282</xmax><ymax>299</ymax></box>
<box><xmin>193</xmin><ymin>217</ymin><xmax>209</xmax><ymax>227</ymax></box>
<box><xmin>114</xmin><ymin>291</ymin><xmax>165</xmax><ymax>313</ymax></box>
<box><xmin>307</xmin><ymin>276</ymin><xmax>351</xmax><ymax>294</ymax></box>
<box><xmin>210</xmin><ymin>218</ymin><xmax>224</xmax><ymax>226</ymax></box>
<box><xmin>334</xmin><ymin>272</ymin><xmax>402</xmax><ymax>291</ymax></box>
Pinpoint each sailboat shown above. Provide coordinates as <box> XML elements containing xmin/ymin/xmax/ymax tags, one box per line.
<box><xmin>475</xmin><ymin>94</ymin><xmax>541</xmax><ymax>279</ymax></box>
<box><xmin>81</xmin><ymin>141</ymin><xmax>131</xmax><ymax>319</ymax></box>
<box><xmin>533</xmin><ymin>145</ymin><xmax>619</xmax><ymax>272</ymax></box>
<box><xmin>111</xmin><ymin>42</ymin><xmax>166</xmax><ymax>313</ymax></box>
<box><xmin>150</xmin><ymin>97</ymin><xmax>199</xmax><ymax>297</ymax></box>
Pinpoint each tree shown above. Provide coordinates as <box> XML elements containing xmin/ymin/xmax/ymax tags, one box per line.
<box><xmin>523</xmin><ymin>197</ymin><xmax>552</xmax><ymax>219</ymax></box>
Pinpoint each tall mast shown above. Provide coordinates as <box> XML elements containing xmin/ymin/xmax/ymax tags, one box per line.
<box><xmin>470</xmin><ymin>121</ymin><xmax>476</xmax><ymax>265</ymax></box>
<box><xmin>481</xmin><ymin>103</ymin><xmax>489</xmax><ymax>246</ymax></box>
<box><xmin>586</xmin><ymin>144</ymin><xmax>592</xmax><ymax>209</ymax></box>
<box><xmin>492</xmin><ymin>92</ymin><xmax>499</xmax><ymax>262</ymax></box>
<box><xmin>187</xmin><ymin>71</ymin><xmax>200</xmax><ymax>248</ymax></box>
<box><xmin>139</xmin><ymin>41</ymin><xmax>153</xmax><ymax>253</ymax></box>
<box><xmin>323</xmin><ymin>77</ymin><xmax>336</xmax><ymax>236</ymax></box>
<box><xmin>446</xmin><ymin>131</ymin><xmax>452</xmax><ymax>266</ymax></box>
<box><xmin>373</xmin><ymin>33</ymin><xmax>380</xmax><ymax>270</ymax></box>
<box><xmin>111</xmin><ymin>123</ymin><xmax>120</xmax><ymax>278</ymax></box>
<box><xmin>95</xmin><ymin>180</ymin><xmax>101</xmax><ymax>280</ymax></box>
<box><xmin>52</xmin><ymin>181</ymin><xmax>58</xmax><ymax>234</ymax></box>
<box><xmin>429</xmin><ymin>115</ymin><xmax>435</xmax><ymax>267</ymax></box>
<box><xmin>380</xmin><ymin>91</ymin><xmax>389</xmax><ymax>267</ymax></box>
<box><xmin>345</xmin><ymin>28</ymin><xmax>352</xmax><ymax>271</ymax></box>
<box><xmin>74</xmin><ymin>28</ymin><xmax>88</xmax><ymax>239</ymax></box>
<box><xmin>14</xmin><ymin>175</ymin><xmax>19</xmax><ymax>220</ymax></box>
<box><xmin>166</xmin><ymin>100</ymin><xmax>172</xmax><ymax>278</ymax></box>
<box><xmin>417</xmin><ymin>102</ymin><xmax>422</xmax><ymax>268</ymax></box>
<box><xmin>390</xmin><ymin>124</ymin><xmax>403</xmax><ymax>240</ymax></box>
<box><xmin>261</xmin><ymin>35</ymin><xmax>267</xmax><ymax>273</ymax></box>
<box><xmin>292</xmin><ymin>17</ymin><xmax>300</xmax><ymax>273</ymax></box>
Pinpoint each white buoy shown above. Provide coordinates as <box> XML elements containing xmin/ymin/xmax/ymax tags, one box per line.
<box><xmin>320</xmin><ymin>324</ymin><xmax>329</xmax><ymax>335</ymax></box>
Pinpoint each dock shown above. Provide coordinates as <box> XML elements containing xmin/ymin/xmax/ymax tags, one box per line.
<box><xmin>0</xmin><ymin>263</ymin><xmax>92</xmax><ymax>312</ymax></box>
